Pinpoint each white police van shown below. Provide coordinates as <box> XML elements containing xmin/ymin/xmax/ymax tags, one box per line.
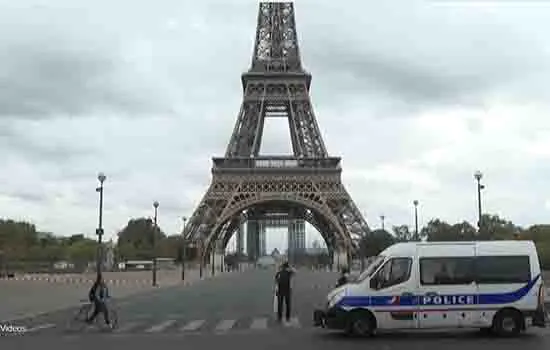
<box><xmin>314</xmin><ymin>241</ymin><xmax>547</xmax><ymax>337</ymax></box>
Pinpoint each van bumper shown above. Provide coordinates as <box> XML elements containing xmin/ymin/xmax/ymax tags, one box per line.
<box><xmin>313</xmin><ymin>307</ymin><xmax>348</xmax><ymax>330</ymax></box>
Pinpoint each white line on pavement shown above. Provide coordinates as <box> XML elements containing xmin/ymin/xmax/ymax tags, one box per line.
<box><xmin>145</xmin><ymin>320</ymin><xmax>176</xmax><ymax>333</ymax></box>
<box><xmin>180</xmin><ymin>319</ymin><xmax>205</xmax><ymax>331</ymax></box>
<box><xmin>26</xmin><ymin>323</ymin><xmax>56</xmax><ymax>332</ymax></box>
<box><xmin>215</xmin><ymin>319</ymin><xmax>236</xmax><ymax>332</ymax></box>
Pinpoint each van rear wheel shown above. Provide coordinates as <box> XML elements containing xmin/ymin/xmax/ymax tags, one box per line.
<box><xmin>493</xmin><ymin>309</ymin><xmax>523</xmax><ymax>337</ymax></box>
<box><xmin>346</xmin><ymin>311</ymin><xmax>375</xmax><ymax>337</ymax></box>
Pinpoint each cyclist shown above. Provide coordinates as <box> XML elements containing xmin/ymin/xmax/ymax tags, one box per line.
<box><xmin>86</xmin><ymin>273</ymin><xmax>111</xmax><ymax>327</ymax></box>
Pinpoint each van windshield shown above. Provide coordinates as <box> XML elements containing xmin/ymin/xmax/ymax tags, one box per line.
<box><xmin>355</xmin><ymin>255</ymin><xmax>385</xmax><ymax>283</ymax></box>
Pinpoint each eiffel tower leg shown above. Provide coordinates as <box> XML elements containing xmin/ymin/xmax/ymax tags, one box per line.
<box><xmin>236</xmin><ymin>217</ymin><xmax>244</xmax><ymax>255</ymax></box>
<box><xmin>211</xmin><ymin>239</ymin><xmax>223</xmax><ymax>276</ymax></box>
<box><xmin>332</xmin><ymin>246</ymin><xmax>349</xmax><ymax>271</ymax></box>
<box><xmin>247</xmin><ymin>219</ymin><xmax>260</xmax><ymax>262</ymax></box>
<box><xmin>219</xmin><ymin>240</ymin><xmax>225</xmax><ymax>273</ymax></box>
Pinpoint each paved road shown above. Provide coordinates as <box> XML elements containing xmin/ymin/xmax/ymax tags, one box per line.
<box><xmin>2</xmin><ymin>268</ymin><xmax>550</xmax><ymax>350</ymax></box>
<box><xmin>0</xmin><ymin>267</ymin><xmax>239</xmax><ymax>322</ymax></box>
<box><xmin>5</xmin><ymin>268</ymin><xmax>336</xmax><ymax>335</ymax></box>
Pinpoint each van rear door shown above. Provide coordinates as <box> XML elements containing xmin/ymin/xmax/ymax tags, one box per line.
<box><xmin>416</xmin><ymin>244</ymin><xmax>477</xmax><ymax>329</ymax></box>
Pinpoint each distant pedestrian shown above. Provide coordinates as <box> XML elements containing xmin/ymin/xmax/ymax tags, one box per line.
<box><xmin>335</xmin><ymin>266</ymin><xmax>349</xmax><ymax>287</ymax></box>
<box><xmin>274</xmin><ymin>261</ymin><xmax>295</xmax><ymax>324</ymax></box>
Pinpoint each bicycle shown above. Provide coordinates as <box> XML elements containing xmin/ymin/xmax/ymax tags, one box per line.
<box><xmin>67</xmin><ymin>298</ymin><xmax>119</xmax><ymax>332</ymax></box>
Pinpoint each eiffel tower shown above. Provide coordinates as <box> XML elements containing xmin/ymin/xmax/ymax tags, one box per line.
<box><xmin>183</xmin><ymin>2</ymin><xmax>370</xmax><ymax>273</ymax></box>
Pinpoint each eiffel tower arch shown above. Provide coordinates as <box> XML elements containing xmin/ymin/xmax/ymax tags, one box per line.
<box><xmin>183</xmin><ymin>2</ymin><xmax>370</xmax><ymax>273</ymax></box>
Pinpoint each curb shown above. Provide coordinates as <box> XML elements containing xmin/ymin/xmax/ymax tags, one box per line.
<box><xmin>4</xmin><ymin>276</ymin><xmax>161</xmax><ymax>285</ymax></box>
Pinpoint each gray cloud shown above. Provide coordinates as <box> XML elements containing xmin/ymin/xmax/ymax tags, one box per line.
<box><xmin>1</xmin><ymin>123</ymin><xmax>92</xmax><ymax>163</ymax></box>
<box><xmin>299</xmin><ymin>1</ymin><xmax>550</xmax><ymax>117</ymax></box>
<box><xmin>0</xmin><ymin>14</ymin><xmax>174</xmax><ymax>119</ymax></box>
<box><xmin>1</xmin><ymin>190</ymin><xmax>46</xmax><ymax>204</ymax></box>
<box><xmin>1</xmin><ymin>0</ymin><xmax>549</xmax><ymax>243</ymax></box>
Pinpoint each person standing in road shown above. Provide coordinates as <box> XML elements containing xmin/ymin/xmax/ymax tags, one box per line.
<box><xmin>274</xmin><ymin>261</ymin><xmax>295</xmax><ymax>324</ymax></box>
<box><xmin>335</xmin><ymin>266</ymin><xmax>350</xmax><ymax>287</ymax></box>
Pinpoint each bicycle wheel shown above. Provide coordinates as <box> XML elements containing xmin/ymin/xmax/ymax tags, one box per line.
<box><xmin>98</xmin><ymin>306</ymin><xmax>118</xmax><ymax>331</ymax></box>
<box><xmin>108</xmin><ymin>307</ymin><xmax>119</xmax><ymax>330</ymax></box>
<box><xmin>66</xmin><ymin>303</ymin><xmax>92</xmax><ymax>331</ymax></box>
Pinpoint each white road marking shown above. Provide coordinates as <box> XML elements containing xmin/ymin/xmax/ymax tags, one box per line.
<box><xmin>26</xmin><ymin>323</ymin><xmax>56</xmax><ymax>332</ymax></box>
<box><xmin>180</xmin><ymin>319</ymin><xmax>205</xmax><ymax>331</ymax></box>
<box><xmin>215</xmin><ymin>319</ymin><xmax>236</xmax><ymax>332</ymax></box>
<box><xmin>145</xmin><ymin>320</ymin><xmax>176</xmax><ymax>333</ymax></box>
<box><xmin>114</xmin><ymin>321</ymin><xmax>141</xmax><ymax>333</ymax></box>
<box><xmin>250</xmin><ymin>317</ymin><xmax>268</xmax><ymax>330</ymax></box>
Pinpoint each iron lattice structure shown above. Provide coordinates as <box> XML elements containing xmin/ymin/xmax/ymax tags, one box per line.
<box><xmin>183</xmin><ymin>2</ymin><xmax>370</xmax><ymax>264</ymax></box>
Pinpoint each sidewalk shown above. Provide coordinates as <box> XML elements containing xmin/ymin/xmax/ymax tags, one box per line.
<box><xmin>0</xmin><ymin>267</ymin><xmax>234</xmax><ymax>323</ymax></box>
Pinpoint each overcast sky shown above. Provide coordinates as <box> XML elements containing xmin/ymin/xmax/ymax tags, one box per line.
<box><xmin>1</xmin><ymin>0</ymin><xmax>549</xmax><ymax>251</ymax></box>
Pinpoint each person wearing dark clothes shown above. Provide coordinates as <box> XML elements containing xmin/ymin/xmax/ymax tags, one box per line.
<box><xmin>275</xmin><ymin>262</ymin><xmax>295</xmax><ymax>323</ymax></box>
<box><xmin>86</xmin><ymin>273</ymin><xmax>111</xmax><ymax>326</ymax></box>
<box><xmin>336</xmin><ymin>266</ymin><xmax>350</xmax><ymax>287</ymax></box>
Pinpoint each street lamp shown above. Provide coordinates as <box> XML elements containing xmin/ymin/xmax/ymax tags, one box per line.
<box><xmin>95</xmin><ymin>172</ymin><xmax>106</xmax><ymax>279</ymax></box>
<box><xmin>181</xmin><ymin>216</ymin><xmax>187</xmax><ymax>281</ymax></box>
<box><xmin>474</xmin><ymin>171</ymin><xmax>485</xmax><ymax>234</ymax></box>
<box><xmin>152</xmin><ymin>201</ymin><xmax>159</xmax><ymax>287</ymax></box>
<box><xmin>413</xmin><ymin>200</ymin><xmax>419</xmax><ymax>241</ymax></box>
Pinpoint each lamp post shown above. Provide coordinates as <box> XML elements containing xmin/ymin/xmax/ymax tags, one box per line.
<box><xmin>380</xmin><ymin>215</ymin><xmax>385</xmax><ymax>231</ymax></box>
<box><xmin>152</xmin><ymin>201</ymin><xmax>159</xmax><ymax>287</ymax></box>
<box><xmin>95</xmin><ymin>172</ymin><xmax>106</xmax><ymax>279</ymax></box>
<box><xmin>413</xmin><ymin>200</ymin><xmax>419</xmax><ymax>241</ymax></box>
<box><xmin>181</xmin><ymin>216</ymin><xmax>187</xmax><ymax>281</ymax></box>
<box><xmin>474</xmin><ymin>171</ymin><xmax>485</xmax><ymax>234</ymax></box>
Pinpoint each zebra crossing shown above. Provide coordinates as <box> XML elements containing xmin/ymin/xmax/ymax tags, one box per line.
<box><xmin>25</xmin><ymin>315</ymin><xmax>306</xmax><ymax>336</ymax></box>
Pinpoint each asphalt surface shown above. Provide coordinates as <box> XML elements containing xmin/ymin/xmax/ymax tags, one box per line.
<box><xmin>0</xmin><ymin>269</ymin><xmax>204</xmax><ymax>321</ymax></box>
<box><xmin>2</xmin><ymin>268</ymin><xmax>550</xmax><ymax>350</ymax></box>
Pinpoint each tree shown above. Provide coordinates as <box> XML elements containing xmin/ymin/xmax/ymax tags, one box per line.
<box><xmin>0</xmin><ymin>219</ymin><xmax>39</xmax><ymax>260</ymax></box>
<box><xmin>449</xmin><ymin>221</ymin><xmax>477</xmax><ymax>240</ymax></box>
<box><xmin>392</xmin><ymin>225</ymin><xmax>413</xmax><ymax>242</ymax></box>
<box><xmin>479</xmin><ymin>214</ymin><xmax>521</xmax><ymax>240</ymax></box>
<box><xmin>116</xmin><ymin>218</ymin><xmax>167</xmax><ymax>260</ymax></box>
<box><xmin>521</xmin><ymin>225</ymin><xmax>550</xmax><ymax>242</ymax></box>
<box><xmin>359</xmin><ymin>229</ymin><xmax>395</xmax><ymax>257</ymax></box>
<box><xmin>520</xmin><ymin>225</ymin><xmax>550</xmax><ymax>269</ymax></box>
<box><xmin>158</xmin><ymin>235</ymin><xmax>180</xmax><ymax>259</ymax></box>
<box><xmin>422</xmin><ymin>219</ymin><xmax>455</xmax><ymax>241</ymax></box>
<box><xmin>66</xmin><ymin>240</ymin><xmax>97</xmax><ymax>264</ymax></box>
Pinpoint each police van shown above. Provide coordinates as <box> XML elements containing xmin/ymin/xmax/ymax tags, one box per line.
<box><xmin>314</xmin><ymin>241</ymin><xmax>547</xmax><ymax>337</ymax></box>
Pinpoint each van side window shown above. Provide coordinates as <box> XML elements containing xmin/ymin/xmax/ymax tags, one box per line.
<box><xmin>373</xmin><ymin>257</ymin><xmax>412</xmax><ymax>289</ymax></box>
<box><xmin>475</xmin><ymin>256</ymin><xmax>530</xmax><ymax>284</ymax></box>
<box><xmin>420</xmin><ymin>257</ymin><xmax>474</xmax><ymax>285</ymax></box>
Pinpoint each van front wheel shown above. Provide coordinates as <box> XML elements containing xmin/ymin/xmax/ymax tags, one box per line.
<box><xmin>493</xmin><ymin>309</ymin><xmax>523</xmax><ymax>337</ymax></box>
<box><xmin>346</xmin><ymin>311</ymin><xmax>375</xmax><ymax>337</ymax></box>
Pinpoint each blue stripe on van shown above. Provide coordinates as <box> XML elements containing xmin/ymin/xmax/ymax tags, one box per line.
<box><xmin>336</xmin><ymin>274</ymin><xmax>540</xmax><ymax>308</ymax></box>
